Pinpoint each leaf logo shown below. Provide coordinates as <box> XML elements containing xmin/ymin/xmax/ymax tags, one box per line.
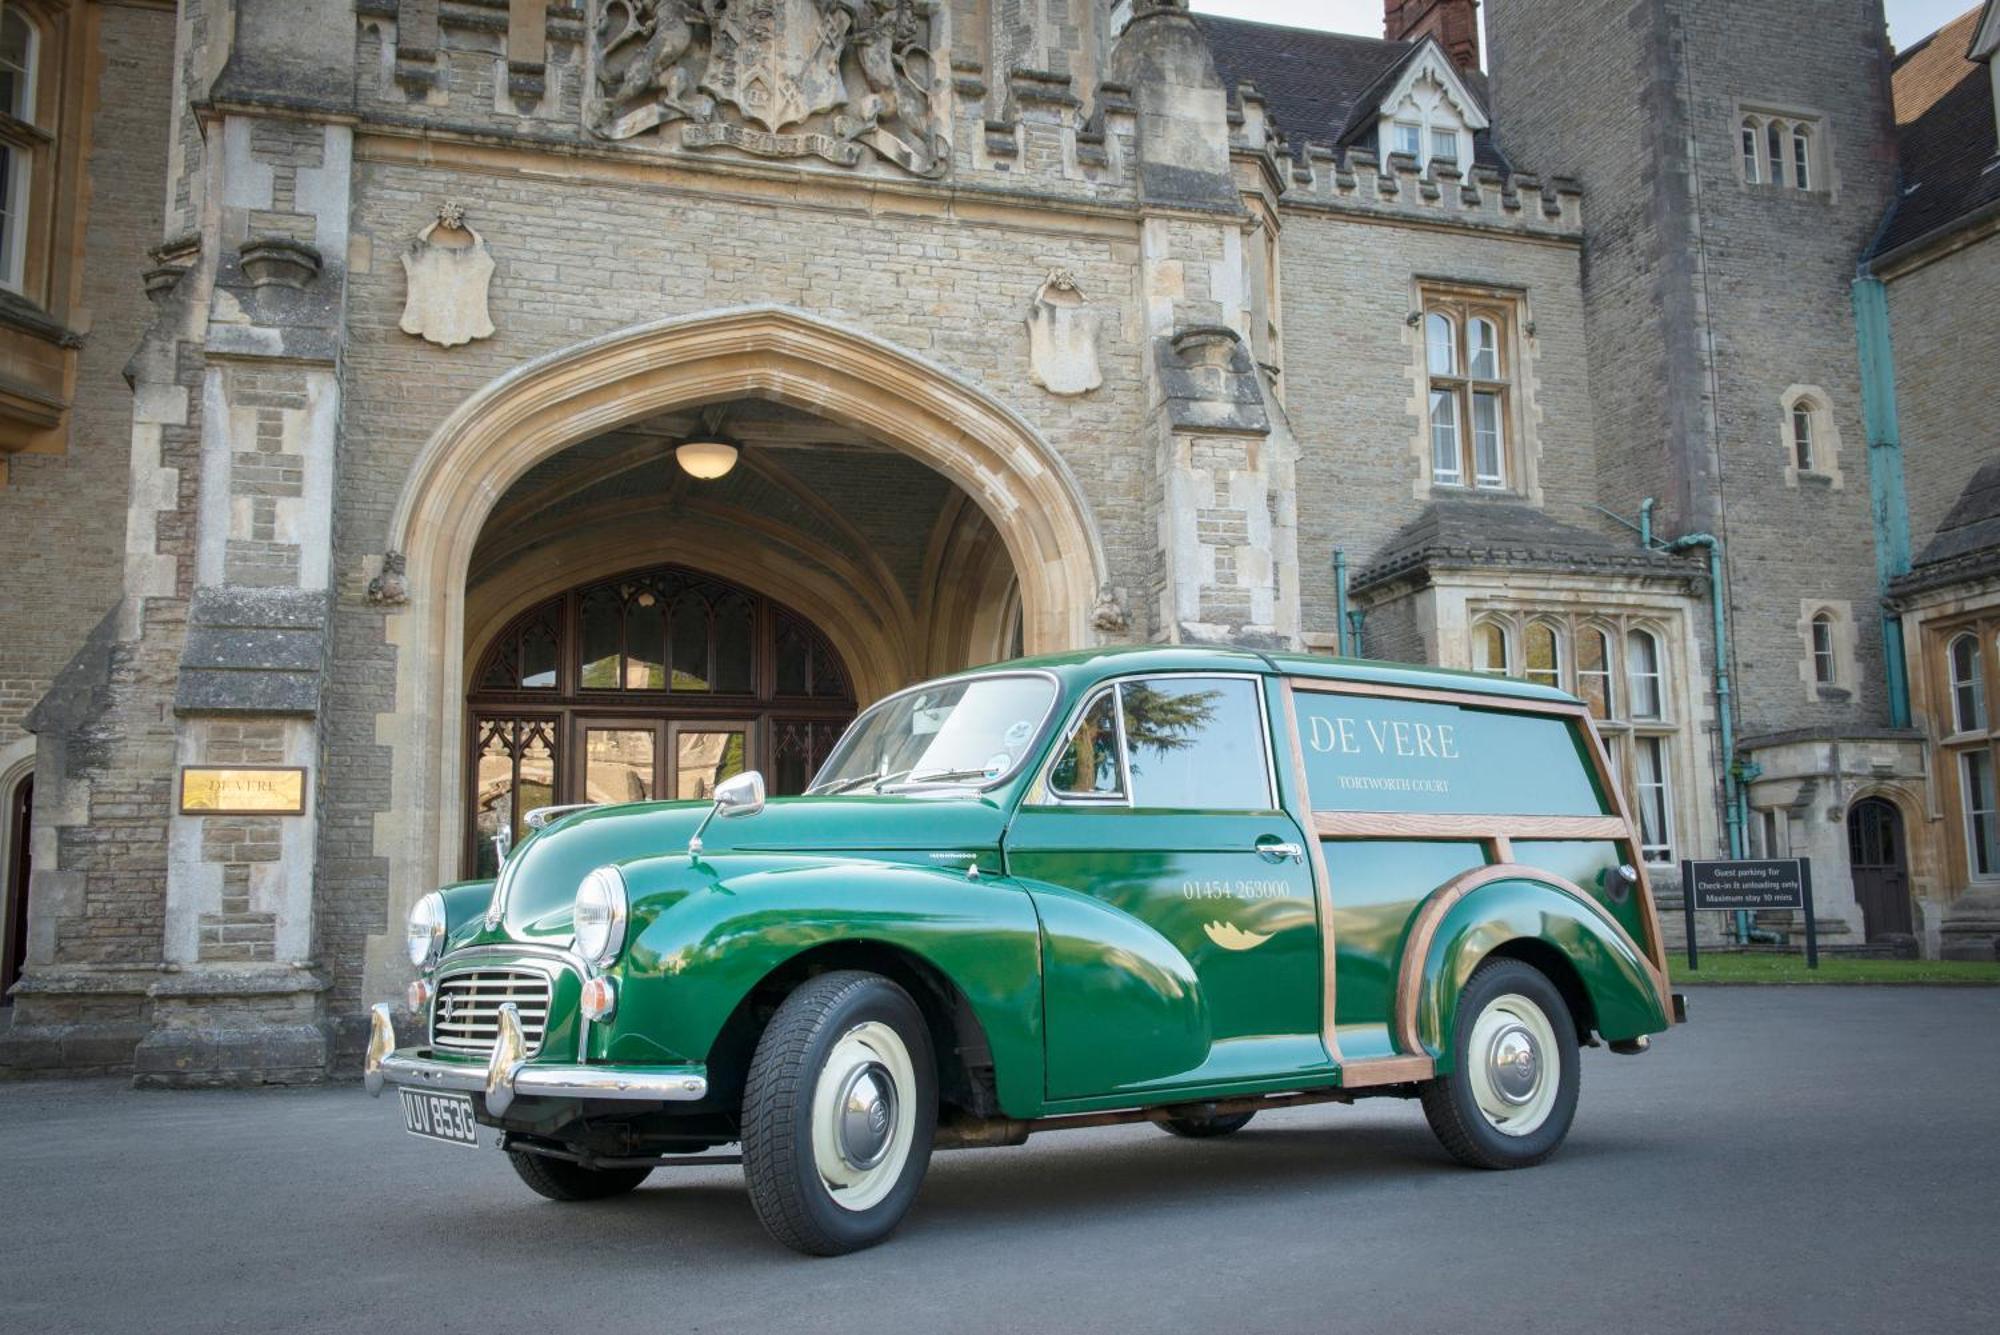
<box><xmin>1202</xmin><ymin>920</ymin><xmax>1272</xmax><ymax>952</ymax></box>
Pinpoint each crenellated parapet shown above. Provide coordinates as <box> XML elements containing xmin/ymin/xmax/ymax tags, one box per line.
<box><xmin>1284</xmin><ymin>145</ymin><xmax>1582</xmax><ymax>239</ymax></box>
<box><xmin>1214</xmin><ymin>82</ymin><xmax>1584</xmax><ymax>243</ymax></box>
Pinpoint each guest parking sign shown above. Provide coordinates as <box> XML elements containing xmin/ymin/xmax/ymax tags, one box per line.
<box><xmin>1680</xmin><ymin>857</ymin><xmax>1818</xmax><ymax>969</ymax></box>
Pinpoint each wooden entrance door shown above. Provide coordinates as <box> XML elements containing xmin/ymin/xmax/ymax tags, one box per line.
<box><xmin>464</xmin><ymin>564</ymin><xmax>855</xmax><ymax>878</ymax></box>
<box><xmin>1847</xmin><ymin>798</ymin><xmax>1913</xmax><ymax>941</ymax></box>
<box><xmin>4</xmin><ymin>775</ymin><xmax>30</xmax><ymax>1004</ymax></box>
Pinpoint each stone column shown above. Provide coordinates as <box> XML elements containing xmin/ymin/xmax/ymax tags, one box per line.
<box><xmin>1111</xmin><ymin>2</ymin><xmax>1297</xmax><ymax>648</ymax></box>
<box><xmin>129</xmin><ymin>4</ymin><xmax>357</xmax><ymax>1083</ymax></box>
<box><xmin>1</xmin><ymin>1</ymin><xmax>358</xmax><ymax>1084</ymax></box>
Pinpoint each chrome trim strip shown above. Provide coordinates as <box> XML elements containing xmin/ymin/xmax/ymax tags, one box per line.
<box><xmin>369</xmin><ymin>1050</ymin><xmax>710</xmax><ymax>1103</ymax></box>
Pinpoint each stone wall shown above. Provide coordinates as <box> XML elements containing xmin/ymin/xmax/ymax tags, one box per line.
<box><xmin>1884</xmin><ymin>233</ymin><xmax>2000</xmax><ymax>553</ymax></box>
<box><xmin>1278</xmin><ymin>208</ymin><xmax>1599</xmax><ymax>641</ymax></box>
<box><xmin>1486</xmin><ymin>0</ymin><xmax>1692</xmax><ymax>534</ymax></box>
<box><xmin>0</xmin><ymin>3</ymin><xmax>175</xmax><ymax>743</ymax></box>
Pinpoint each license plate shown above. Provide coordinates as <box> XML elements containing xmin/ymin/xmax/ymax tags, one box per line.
<box><xmin>399</xmin><ymin>1088</ymin><xmax>482</xmax><ymax>1149</ymax></box>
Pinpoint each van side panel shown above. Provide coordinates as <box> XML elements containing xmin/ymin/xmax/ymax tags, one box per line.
<box><xmin>1320</xmin><ymin>839</ymin><xmax>1486</xmax><ymax>1062</ymax></box>
<box><xmin>1513</xmin><ymin>839</ymin><xmax>1655</xmax><ymax>959</ymax></box>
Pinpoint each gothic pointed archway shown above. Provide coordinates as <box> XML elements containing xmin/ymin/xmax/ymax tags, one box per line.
<box><xmin>365</xmin><ymin>305</ymin><xmax>1107</xmax><ymax>999</ymax></box>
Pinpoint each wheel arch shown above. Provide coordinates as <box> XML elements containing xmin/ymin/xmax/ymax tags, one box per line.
<box><xmin>706</xmin><ymin>939</ymin><xmax>1006</xmax><ymax>1121</ymax></box>
<box><xmin>1402</xmin><ymin>869</ymin><xmax>1670</xmax><ymax>1072</ymax></box>
<box><xmin>1481</xmin><ymin>936</ymin><xmax>1597</xmax><ymax>1046</ymax></box>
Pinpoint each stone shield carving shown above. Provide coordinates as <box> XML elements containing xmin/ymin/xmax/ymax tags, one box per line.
<box><xmin>703</xmin><ymin>0</ymin><xmax>848</xmax><ymax>132</ymax></box>
<box><xmin>1027</xmin><ymin>270</ymin><xmax>1103</xmax><ymax>397</ymax></box>
<box><xmin>399</xmin><ymin>205</ymin><xmax>495</xmax><ymax>348</ymax></box>
<box><xmin>588</xmin><ymin>0</ymin><xmax>949</xmax><ymax>178</ymax></box>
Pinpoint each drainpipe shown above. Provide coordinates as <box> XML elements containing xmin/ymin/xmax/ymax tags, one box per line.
<box><xmin>1333</xmin><ymin>550</ymin><xmax>1350</xmax><ymax>657</ymax></box>
<box><xmin>1851</xmin><ymin>275</ymin><xmax>1913</xmax><ymax>728</ymax></box>
<box><xmin>1663</xmin><ymin>529</ymin><xmax>1750</xmax><ymax>941</ymax></box>
<box><xmin>1639</xmin><ymin>497</ymin><xmax>1655</xmax><ymax>551</ymax></box>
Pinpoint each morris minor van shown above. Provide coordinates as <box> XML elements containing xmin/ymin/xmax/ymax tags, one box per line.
<box><xmin>368</xmin><ymin>646</ymin><xmax>1681</xmax><ymax>1254</ymax></box>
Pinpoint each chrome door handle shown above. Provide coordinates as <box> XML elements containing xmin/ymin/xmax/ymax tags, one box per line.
<box><xmin>1256</xmin><ymin>841</ymin><xmax>1305</xmax><ymax>863</ymax></box>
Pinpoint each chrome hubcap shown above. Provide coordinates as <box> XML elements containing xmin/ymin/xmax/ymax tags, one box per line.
<box><xmin>835</xmin><ymin>1062</ymin><xmax>898</xmax><ymax>1171</ymax></box>
<box><xmin>1466</xmin><ymin>992</ymin><xmax>1560</xmax><ymax>1137</ymax></box>
<box><xmin>1486</xmin><ymin>1022</ymin><xmax>1541</xmax><ymax>1105</ymax></box>
<box><xmin>810</xmin><ymin>1020</ymin><xmax>917</xmax><ymax>1212</ymax></box>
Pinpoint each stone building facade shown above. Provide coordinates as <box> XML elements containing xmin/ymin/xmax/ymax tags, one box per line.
<box><xmin>0</xmin><ymin>0</ymin><xmax>1994</xmax><ymax>1083</ymax></box>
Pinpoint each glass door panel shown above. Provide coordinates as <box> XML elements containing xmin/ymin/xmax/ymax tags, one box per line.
<box><xmin>673</xmin><ymin>724</ymin><xmax>750</xmax><ymax>799</ymax></box>
<box><xmin>471</xmin><ymin>718</ymin><xmax>560</xmax><ymax>879</ymax></box>
<box><xmin>582</xmin><ymin>725</ymin><xmax>660</xmax><ymax>806</ymax></box>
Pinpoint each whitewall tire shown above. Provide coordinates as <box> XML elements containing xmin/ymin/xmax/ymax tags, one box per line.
<box><xmin>741</xmin><ymin>971</ymin><xmax>936</xmax><ymax>1255</ymax></box>
<box><xmin>1420</xmin><ymin>957</ymin><xmax>1581</xmax><ymax>1169</ymax></box>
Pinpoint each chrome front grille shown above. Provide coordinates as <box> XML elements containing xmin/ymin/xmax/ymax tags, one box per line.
<box><xmin>429</xmin><ymin>968</ymin><xmax>552</xmax><ymax>1057</ymax></box>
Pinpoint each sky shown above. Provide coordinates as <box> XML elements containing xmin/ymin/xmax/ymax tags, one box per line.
<box><xmin>1188</xmin><ymin>1</ymin><xmax>1982</xmax><ymax>56</ymax></box>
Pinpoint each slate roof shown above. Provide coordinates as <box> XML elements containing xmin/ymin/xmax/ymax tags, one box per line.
<box><xmin>1891</xmin><ymin>458</ymin><xmax>2000</xmax><ymax>596</ymax></box>
<box><xmin>1194</xmin><ymin>13</ymin><xmax>1508</xmax><ymax>169</ymax></box>
<box><xmin>1870</xmin><ymin>4</ymin><xmax>2000</xmax><ymax>260</ymax></box>
<box><xmin>1351</xmin><ymin>499</ymin><xmax>1700</xmax><ymax>593</ymax></box>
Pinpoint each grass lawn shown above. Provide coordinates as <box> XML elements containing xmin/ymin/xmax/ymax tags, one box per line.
<box><xmin>1669</xmin><ymin>952</ymin><xmax>2000</xmax><ymax>985</ymax></box>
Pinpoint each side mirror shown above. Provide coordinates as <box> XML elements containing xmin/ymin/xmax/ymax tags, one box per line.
<box><xmin>689</xmin><ymin>770</ymin><xmax>766</xmax><ymax>858</ymax></box>
<box><xmin>714</xmin><ymin>770</ymin><xmax>766</xmax><ymax>819</ymax></box>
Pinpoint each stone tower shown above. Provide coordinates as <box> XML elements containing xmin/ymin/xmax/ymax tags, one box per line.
<box><xmin>1484</xmin><ymin>0</ymin><xmax>1900</xmax><ymax>738</ymax></box>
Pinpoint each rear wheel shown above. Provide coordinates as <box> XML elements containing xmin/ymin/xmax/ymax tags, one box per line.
<box><xmin>508</xmin><ymin>1151</ymin><xmax>653</xmax><ymax>1201</ymax></box>
<box><xmin>740</xmin><ymin>970</ymin><xmax>937</xmax><ymax>1256</ymax></box>
<box><xmin>1158</xmin><ymin>1107</ymin><xmax>1257</xmax><ymax>1139</ymax></box>
<box><xmin>1420</xmin><ymin>957</ymin><xmax>1580</xmax><ymax>1169</ymax></box>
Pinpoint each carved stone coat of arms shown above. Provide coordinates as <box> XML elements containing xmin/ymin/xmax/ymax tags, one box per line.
<box><xmin>704</xmin><ymin>0</ymin><xmax>847</xmax><ymax>132</ymax></box>
<box><xmin>588</xmin><ymin>0</ymin><xmax>948</xmax><ymax>178</ymax></box>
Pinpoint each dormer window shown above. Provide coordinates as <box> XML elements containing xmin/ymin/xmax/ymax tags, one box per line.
<box><xmin>1374</xmin><ymin>41</ymin><xmax>1487</xmax><ymax>174</ymax></box>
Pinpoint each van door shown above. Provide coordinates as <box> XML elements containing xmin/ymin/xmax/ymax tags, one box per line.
<box><xmin>1007</xmin><ymin>675</ymin><xmax>1326</xmax><ymax>1102</ymax></box>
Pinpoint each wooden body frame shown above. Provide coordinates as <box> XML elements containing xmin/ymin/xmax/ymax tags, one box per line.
<box><xmin>1280</xmin><ymin>676</ymin><xmax>1673</xmax><ymax>1087</ymax></box>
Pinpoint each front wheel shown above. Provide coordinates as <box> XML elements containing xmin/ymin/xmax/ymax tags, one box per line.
<box><xmin>740</xmin><ymin>970</ymin><xmax>937</xmax><ymax>1255</ymax></box>
<box><xmin>1419</xmin><ymin>958</ymin><xmax>1580</xmax><ymax>1169</ymax></box>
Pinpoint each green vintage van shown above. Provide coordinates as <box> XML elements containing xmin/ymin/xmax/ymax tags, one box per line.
<box><xmin>368</xmin><ymin>646</ymin><xmax>1681</xmax><ymax>1254</ymax></box>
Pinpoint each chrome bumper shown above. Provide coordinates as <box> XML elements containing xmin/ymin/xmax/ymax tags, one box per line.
<box><xmin>362</xmin><ymin>1002</ymin><xmax>707</xmax><ymax>1115</ymax></box>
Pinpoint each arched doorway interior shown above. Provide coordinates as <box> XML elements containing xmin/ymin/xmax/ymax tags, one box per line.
<box><xmin>464</xmin><ymin>563</ymin><xmax>854</xmax><ymax>877</ymax></box>
<box><xmin>1847</xmin><ymin>797</ymin><xmax>1913</xmax><ymax>943</ymax></box>
<box><xmin>3</xmin><ymin>772</ymin><xmax>30</xmax><ymax>1005</ymax></box>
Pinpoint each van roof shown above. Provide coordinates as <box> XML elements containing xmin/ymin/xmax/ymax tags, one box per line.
<box><xmin>991</xmin><ymin>644</ymin><xmax>1579</xmax><ymax>706</ymax></box>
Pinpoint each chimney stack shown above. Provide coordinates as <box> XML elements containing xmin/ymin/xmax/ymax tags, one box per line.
<box><xmin>1384</xmin><ymin>0</ymin><xmax>1481</xmax><ymax>73</ymax></box>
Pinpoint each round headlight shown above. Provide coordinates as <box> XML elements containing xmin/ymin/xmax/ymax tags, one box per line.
<box><xmin>406</xmin><ymin>891</ymin><xmax>446</xmax><ymax>970</ymax></box>
<box><xmin>574</xmin><ymin>866</ymin><xmax>628</xmax><ymax>967</ymax></box>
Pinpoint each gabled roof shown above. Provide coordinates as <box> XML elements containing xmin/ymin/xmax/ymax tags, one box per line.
<box><xmin>1351</xmin><ymin>499</ymin><xmax>1699</xmax><ymax>594</ymax></box>
<box><xmin>1194</xmin><ymin>13</ymin><xmax>1508</xmax><ymax>169</ymax></box>
<box><xmin>1870</xmin><ymin>4</ymin><xmax>2000</xmax><ymax>261</ymax></box>
<box><xmin>1891</xmin><ymin>458</ymin><xmax>2000</xmax><ymax>597</ymax></box>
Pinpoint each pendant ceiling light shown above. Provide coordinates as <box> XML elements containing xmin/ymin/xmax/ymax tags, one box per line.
<box><xmin>675</xmin><ymin>437</ymin><xmax>739</xmax><ymax>480</ymax></box>
<box><xmin>675</xmin><ymin>406</ymin><xmax>740</xmax><ymax>480</ymax></box>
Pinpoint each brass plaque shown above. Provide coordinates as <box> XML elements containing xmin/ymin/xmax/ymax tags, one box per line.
<box><xmin>179</xmin><ymin>767</ymin><xmax>308</xmax><ymax>816</ymax></box>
